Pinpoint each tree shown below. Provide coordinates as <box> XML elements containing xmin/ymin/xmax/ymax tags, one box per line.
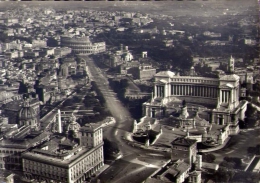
<box><xmin>202</xmin><ymin>153</ymin><xmax>216</xmax><ymax>163</ymax></box>
<box><xmin>253</xmin><ymin>81</ymin><xmax>260</xmax><ymax>95</ymax></box>
<box><xmin>72</xmin><ymin>96</ymin><xmax>81</xmax><ymax>103</ymax></box>
<box><xmin>239</xmin><ymin>119</ymin><xmax>247</xmax><ymax>129</ymax></box>
<box><xmin>18</xmin><ymin>81</ymin><xmax>28</xmax><ymax>94</ymax></box>
<box><xmin>220</xmin><ymin>160</ymin><xmax>235</xmax><ymax>169</ymax></box>
<box><xmin>213</xmin><ymin>167</ymin><xmax>235</xmax><ymax>182</ymax></box>
<box><xmin>62</xmin><ymin>99</ymin><xmax>74</xmax><ymax>107</ymax></box>
<box><xmin>47</xmin><ymin>37</ymin><xmax>58</xmax><ymax>47</ymax></box>
<box><xmin>103</xmin><ymin>138</ymin><xmax>120</xmax><ymax>160</ymax></box>
<box><xmin>223</xmin><ymin>157</ymin><xmax>242</xmax><ymax>169</ymax></box>
<box><xmin>232</xmin><ymin>171</ymin><xmax>260</xmax><ymax>183</ymax></box>
<box><xmin>245</xmin><ymin>103</ymin><xmax>257</xmax><ymax>118</ymax></box>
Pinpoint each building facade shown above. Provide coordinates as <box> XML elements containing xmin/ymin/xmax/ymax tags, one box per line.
<box><xmin>22</xmin><ymin>143</ymin><xmax>103</xmax><ymax>183</ymax></box>
<box><xmin>138</xmin><ymin>64</ymin><xmax>156</xmax><ymax>80</ymax></box>
<box><xmin>21</xmin><ymin>115</ymin><xmax>104</xmax><ymax>183</ymax></box>
<box><xmin>171</xmin><ymin>137</ymin><xmax>197</xmax><ymax>166</ymax></box>
<box><xmin>143</xmin><ymin>71</ymin><xmax>247</xmax><ymax>134</ymax></box>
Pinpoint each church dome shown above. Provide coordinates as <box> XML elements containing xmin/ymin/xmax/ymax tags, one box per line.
<box><xmin>18</xmin><ymin>100</ymin><xmax>36</xmax><ymax>120</ymax></box>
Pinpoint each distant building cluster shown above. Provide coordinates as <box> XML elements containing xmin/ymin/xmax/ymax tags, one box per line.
<box><xmin>0</xmin><ymin>3</ymin><xmax>259</xmax><ymax>183</ymax></box>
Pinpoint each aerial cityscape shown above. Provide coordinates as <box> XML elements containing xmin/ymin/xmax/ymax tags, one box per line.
<box><xmin>0</xmin><ymin>1</ymin><xmax>259</xmax><ymax>183</ymax></box>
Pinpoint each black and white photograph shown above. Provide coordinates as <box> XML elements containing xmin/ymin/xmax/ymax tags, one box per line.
<box><xmin>0</xmin><ymin>0</ymin><xmax>259</xmax><ymax>182</ymax></box>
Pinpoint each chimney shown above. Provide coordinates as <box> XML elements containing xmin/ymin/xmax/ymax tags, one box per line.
<box><xmin>125</xmin><ymin>46</ymin><xmax>128</xmax><ymax>51</ymax></box>
<box><xmin>120</xmin><ymin>44</ymin><xmax>123</xmax><ymax>51</ymax></box>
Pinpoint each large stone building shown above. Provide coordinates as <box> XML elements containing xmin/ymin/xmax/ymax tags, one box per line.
<box><xmin>2</xmin><ymin>95</ymin><xmax>41</xmax><ymax>125</ymax></box>
<box><xmin>60</xmin><ymin>36</ymin><xmax>106</xmax><ymax>55</ymax></box>
<box><xmin>142</xmin><ymin>71</ymin><xmax>247</xmax><ymax>134</ymax></box>
<box><xmin>138</xmin><ymin>64</ymin><xmax>156</xmax><ymax>80</ymax></box>
<box><xmin>21</xmin><ymin>114</ymin><xmax>104</xmax><ymax>183</ymax></box>
<box><xmin>0</xmin><ymin>96</ymin><xmax>44</xmax><ymax>171</ymax></box>
<box><xmin>18</xmin><ymin>99</ymin><xmax>40</xmax><ymax>130</ymax></box>
<box><xmin>171</xmin><ymin>137</ymin><xmax>197</xmax><ymax>166</ymax></box>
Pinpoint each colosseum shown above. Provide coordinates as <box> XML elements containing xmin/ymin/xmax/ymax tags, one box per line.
<box><xmin>60</xmin><ymin>36</ymin><xmax>106</xmax><ymax>55</ymax></box>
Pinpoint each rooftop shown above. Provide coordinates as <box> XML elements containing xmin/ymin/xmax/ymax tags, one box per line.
<box><xmin>171</xmin><ymin>137</ymin><xmax>197</xmax><ymax>147</ymax></box>
<box><xmin>80</xmin><ymin>123</ymin><xmax>102</xmax><ymax>132</ymax></box>
<box><xmin>219</xmin><ymin>74</ymin><xmax>240</xmax><ymax>81</ymax></box>
<box><xmin>22</xmin><ymin>141</ymin><xmax>102</xmax><ymax>168</ymax></box>
<box><xmin>155</xmin><ymin>71</ymin><xmax>175</xmax><ymax>78</ymax></box>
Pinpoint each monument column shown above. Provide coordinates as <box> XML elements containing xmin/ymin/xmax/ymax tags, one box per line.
<box><xmin>219</xmin><ymin>89</ymin><xmax>222</xmax><ymax>103</ymax></box>
<box><xmin>164</xmin><ymin>84</ymin><xmax>167</xmax><ymax>97</ymax></box>
<box><xmin>226</xmin><ymin>91</ymin><xmax>230</xmax><ymax>103</ymax></box>
<box><xmin>154</xmin><ymin>85</ymin><xmax>157</xmax><ymax>98</ymax></box>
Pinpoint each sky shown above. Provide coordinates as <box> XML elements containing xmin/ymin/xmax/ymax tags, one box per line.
<box><xmin>0</xmin><ymin>0</ymin><xmax>258</xmax><ymax>17</ymax></box>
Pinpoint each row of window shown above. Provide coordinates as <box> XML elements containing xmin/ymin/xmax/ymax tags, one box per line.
<box><xmin>173</xmin><ymin>153</ymin><xmax>187</xmax><ymax>157</ymax></box>
<box><xmin>71</xmin><ymin>149</ymin><xmax>103</xmax><ymax>177</ymax></box>
<box><xmin>71</xmin><ymin>157</ymin><xmax>102</xmax><ymax>180</ymax></box>
<box><xmin>173</xmin><ymin>146</ymin><xmax>188</xmax><ymax>151</ymax></box>
<box><xmin>170</xmin><ymin>85</ymin><xmax>218</xmax><ymax>98</ymax></box>
<box><xmin>30</xmin><ymin>170</ymin><xmax>67</xmax><ymax>181</ymax></box>
<box><xmin>0</xmin><ymin>149</ymin><xmax>21</xmax><ymax>154</ymax></box>
<box><xmin>24</xmin><ymin>160</ymin><xmax>66</xmax><ymax>173</ymax></box>
<box><xmin>1</xmin><ymin>157</ymin><xmax>20</xmax><ymax>163</ymax></box>
<box><xmin>81</xmin><ymin>133</ymin><xmax>93</xmax><ymax>137</ymax></box>
<box><xmin>170</xmin><ymin>78</ymin><xmax>218</xmax><ymax>85</ymax></box>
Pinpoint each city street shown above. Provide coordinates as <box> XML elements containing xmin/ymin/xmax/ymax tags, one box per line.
<box><xmin>81</xmin><ymin>56</ymin><xmax>169</xmax><ymax>183</ymax></box>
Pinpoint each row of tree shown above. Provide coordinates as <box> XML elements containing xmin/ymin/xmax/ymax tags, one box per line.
<box><xmin>212</xmin><ymin>167</ymin><xmax>260</xmax><ymax>183</ymax></box>
<box><xmin>90</xmin><ymin>81</ymin><xmax>106</xmax><ymax>107</ymax></box>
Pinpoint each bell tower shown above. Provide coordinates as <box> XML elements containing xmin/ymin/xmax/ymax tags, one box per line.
<box><xmin>228</xmin><ymin>55</ymin><xmax>235</xmax><ymax>73</ymax></box>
